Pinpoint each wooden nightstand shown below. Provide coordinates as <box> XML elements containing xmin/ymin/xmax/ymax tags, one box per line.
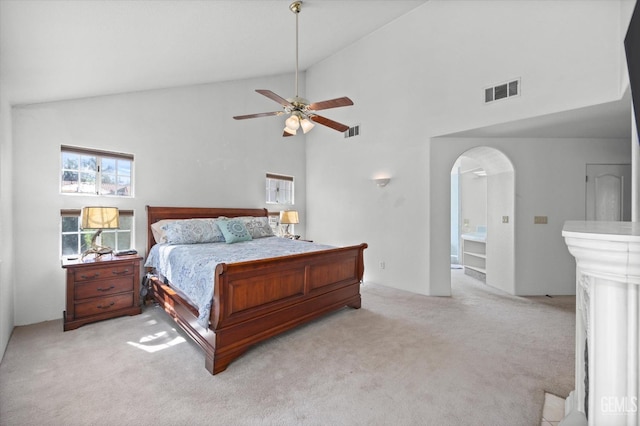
<box><xmin>62</xmin><ymin>254</ymin><xmax>142</xmax><ymax>331</ymax></box>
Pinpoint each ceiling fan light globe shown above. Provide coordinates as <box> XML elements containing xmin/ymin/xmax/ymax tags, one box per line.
<box><xmin>284</xmin><ymin>126</ymin><xmax>297</xmax><ymax>135</ymax></box>
<box><xmin>285</xmin><ymin>114</ymin><xmax>300</xmax><ymax>130</ymax></box>
<box><xmin>300</xmin><ymin>118</ymin><xmax>315</xmax><ymax>133</ymax></box>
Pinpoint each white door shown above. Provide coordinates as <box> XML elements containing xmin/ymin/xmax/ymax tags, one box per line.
<box><xmin>586</xmin><ymin>164</ymin><xmax>632</xmax><ymax>221</ymax></box>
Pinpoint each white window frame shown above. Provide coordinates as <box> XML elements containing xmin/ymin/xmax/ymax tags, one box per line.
<box><xmin>265</xmin><ymin>173</ymin><xmax>294</xmax><ymax>205</ymax></box>
<box><xmin>61</xmin><ymin>145</ymin><xmax>134</xmax><ymax>197</ymax></box>
<box><xmin>60</xmin><ymin>209</ymin><xmax>134</xmax><ymax>258</ymax></box>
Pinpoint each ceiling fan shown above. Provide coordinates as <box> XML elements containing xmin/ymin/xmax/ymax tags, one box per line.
<box><xmin>233</xmin><ymin>1</ymin><xmax>354</xmax><ymax>137</ymax></box>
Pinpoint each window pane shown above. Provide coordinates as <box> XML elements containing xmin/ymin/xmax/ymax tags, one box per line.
<box><xmin>118</xmin><ymin>159</ymin><xmax>131</xmax><ymax>177</ymax></box>
<box><xmin>116</xmin><ymin>182</ymin><xmax>130</xmax><ymax>196</ymax></box>
<box><xmin>100</xmin><ymin>174</ymin><xmax>116</xmax><ymax>195</ymax></box>
<box><xmin>61</xmin><ymin>152</ymin><xmax>79</xmax><ymax>170</ymax></box>
<box><xmin>101</xmin><ymin>232</ymin><xmax>116</xmax><ymax>249</ymax></box>
<box><xmin>61</xmin><ymin>171</ymin><xmax>79</xmax><ymax>193</ymax></box>
<box><xmin>61</xmin><ymin>234</ymin><xmax>79</xmax><ymax>256</ymax></box>
<box><xmin>119</xmin><ymin>215</ymin><xmax>133</xmax><ymax>230</ymax></box>
<box><xmin>61</xmin><ymin>216</ymin><xmax>78</xmax><ymax>233</ymax></box>
<box><xmin>80</xmin><ymin>155</ymin><xmax>96</xmax><ymax>171</ymax></box>
<box><xmin>101</xmin><ymin>173</ymin><xmax>116</xmax><ymax>195</ymax></box>
<box><xmin>80</xmin><ymin>233</ymin><xmax>93</xmax><ymax>253</ymax></box>
<box><xmin>116</xmin><ymin>232</ymin><xmax>131</xmax><ymax>250</ymax></box>
<box><xmin>101</xmin><ymin>174</ymin><xmax>115</xmax><ymax>184</ymax></box>
<box><xmin>78</xmin><ymin>172</ymin><xmax>96</xmax><ymax>194</ymax></box>
<box><xmin>102</xmin><ymin>158</ymin><xmax>116</xmax><ymax>174</ymax></box>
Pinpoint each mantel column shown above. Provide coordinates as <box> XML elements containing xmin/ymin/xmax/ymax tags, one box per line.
<box><xmin>561</xmin><ymin>221</ymin><xmax>640</xmax><ymax>426</ymax></box>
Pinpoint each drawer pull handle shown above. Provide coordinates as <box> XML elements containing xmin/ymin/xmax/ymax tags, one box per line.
<box><xmin>112</xmin><ymin>269</ymin><xmax>130</xmax><ymax>275</ymax></box>
<box><xmin>96</xmin><ymin>285</ymin><xmax>115</xmax><ymax>292</ymax></box>
<box><xmin>80</xmin><ymin>273</ymin><xmax>100</xmax><ymax>279</ymax></box>
<box><xmin>97</xmin><ymin>302</ymin><xmax>115</xmax><ymax>310</ymax></box>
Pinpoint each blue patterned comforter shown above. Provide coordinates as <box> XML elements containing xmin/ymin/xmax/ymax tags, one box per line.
<box><xmin>145</xmin><ymin>236</ymin><xmax>334</xmax><ymax>328</ymax></box>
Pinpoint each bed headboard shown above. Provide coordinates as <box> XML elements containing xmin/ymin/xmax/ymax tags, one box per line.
<box><xmin>145</xmin><ymin>206</ymin><xmax>269</xmax><ymax>254</ymax></box>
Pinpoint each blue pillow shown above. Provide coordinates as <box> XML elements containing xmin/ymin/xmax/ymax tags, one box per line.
<box><xmin>217</xmin><ymin>219</ymin><xmax>252</xmax><ymax>244</ymax></box>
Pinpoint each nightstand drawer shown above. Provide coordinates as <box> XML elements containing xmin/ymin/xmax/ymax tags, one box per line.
<box><xmin>74</xmin><ymin>276</ymin><xmax>133</xmax><ymax>300</ymax></box>
<box><xmin>74</xmin><ymin>264</ymin><xmax>134</xmax><ymax>282</ymax></box>
<box><xmin>75</xmin><ymin>293</ymin><xmax>134</xmax><ymax>318</ymax></box>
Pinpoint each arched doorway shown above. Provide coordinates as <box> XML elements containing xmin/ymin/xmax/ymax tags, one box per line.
<box><xmin>450</xmin><ymin>147</ymin><xmax>515</xmax><ymax>294</ymax></box>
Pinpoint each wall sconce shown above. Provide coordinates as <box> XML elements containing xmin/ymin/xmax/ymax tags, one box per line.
<box><xmin>374</xmin><ymin>178</ymin><xmax>391</xmax><ymax>188</ymax></box>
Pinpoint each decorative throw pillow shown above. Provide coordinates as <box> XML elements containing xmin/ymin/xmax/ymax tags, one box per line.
<box><xmin>161</xmin><ymin>219</ymin><xmax>225</xmax><ymax>244</ymax></box>
<box><xmin>238</xmin><ymin>216</ymin><xmax>275</xmax><ymax>239</ymax></box>
<box><xmin>217</xmin><ymin>219</ymin><xmax>253</xmax><ymax>244</ymax></box>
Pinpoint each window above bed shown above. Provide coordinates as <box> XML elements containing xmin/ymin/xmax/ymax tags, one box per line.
<box><xmin>61</xmin><ymin>145</ymin><xmax>134</xmax><ymax>197</ymax></box>
<box><xmin>265</xmin><ymin>173</ymin><xmax>294</xmax><ymax>205</ymax></box>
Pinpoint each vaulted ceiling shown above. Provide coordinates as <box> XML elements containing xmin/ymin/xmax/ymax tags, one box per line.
<box><xmin>0</xmin><ymin>0</ymin><xmax>427</xmax><ymax>105</ymax></box>
<box><xmin>0</xmin><ymin>0</ymin><xmax>633</xmax><ymax>139</ymax></box>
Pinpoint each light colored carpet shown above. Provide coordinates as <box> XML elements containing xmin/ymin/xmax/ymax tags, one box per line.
<box><xmin>0</xmin><ymin>271</ymin><xmax>575</xmax><ymax>425</ymax></box>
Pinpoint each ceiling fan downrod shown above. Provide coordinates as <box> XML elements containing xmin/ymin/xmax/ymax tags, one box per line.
<box><xmin>290</xmin><ymin>1</ymin><xmax>301</xmax><ymax>98</ymax></box>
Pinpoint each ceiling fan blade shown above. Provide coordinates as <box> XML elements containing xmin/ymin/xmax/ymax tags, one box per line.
<box><xmin>308</xmin><ymin>97</ymin><xmax>354</xmax><ymax>111</ymax></box>
<box><xmin>283</xmin><ymin>131</ymin><xmax>294</xmax><ymax>137</ymax></box>
<box><xmin>256</xmin><ymin>90</ymin><xmax>294</xmax><ymax>108</ymax></box>
<box><xmin>309</xmin><ymin>115</ymin><xmax>350</xmax><ymax>133</ymax></box>
<box><xmin>233</xmin><ymin>111</ymin><xmax>283</xmax><ymax>120</ymax></box>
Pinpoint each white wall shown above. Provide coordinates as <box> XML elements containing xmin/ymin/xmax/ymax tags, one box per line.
<box><xmin>306</xmin><ymin>1</ymin><xmax>630</xmax><ymax>296</ymax></box>
<box><xmin>0</xmin><ymin>95</ymin><xmax>15</xmax><ymax>358</ymax></box>
<box><xmin>11</xmin><ymin>73</ymin><xmax>307</xmax><ymax>326</ymax></box>
<box><xmin>486</xmin><ymin>170</ymin><xmax>515</xmax><ymax>294</ymax></box>
<box><xmin>459</xmin><ymin>159</ymin><xmax>487</xmax><ymax>235</ymax></box>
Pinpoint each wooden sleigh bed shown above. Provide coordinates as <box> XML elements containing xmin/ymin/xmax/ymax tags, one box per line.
<box><xmin>145</xmin><ymin>206</ymin><xmax>367</xmax><ymax>375</ymax></box>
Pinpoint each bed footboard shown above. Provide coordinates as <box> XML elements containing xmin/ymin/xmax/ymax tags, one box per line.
<box><xmin>150</xmin><ymin>243</ymin><xmax>367</xmax><ymax>375</ymax></box>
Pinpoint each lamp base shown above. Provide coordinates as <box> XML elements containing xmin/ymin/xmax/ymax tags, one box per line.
<box><xmin>81</xmin><ymin>246</ymin><xmax>113</xmax><ymax>261</ymax></box>
<box><xmin>81</xmin><ymin>229</ymin><xmax>113</xmax><ymax>260</ymax></box>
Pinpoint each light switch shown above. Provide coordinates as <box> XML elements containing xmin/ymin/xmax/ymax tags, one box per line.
<box><xmin>534</xmin><ymin>216</ymin><xmax>548</xmax><ymax>224</ymax></box>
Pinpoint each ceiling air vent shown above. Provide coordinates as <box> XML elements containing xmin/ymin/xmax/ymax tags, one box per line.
<box><xmin>485</xmin><ymin>78</ymin><xmax>520</xmax><ymax>104</ymax></box>
<box><xmin>344</xmin><ymin>124</ymin><xmax>360</xmax><ymax>139</ymax></box>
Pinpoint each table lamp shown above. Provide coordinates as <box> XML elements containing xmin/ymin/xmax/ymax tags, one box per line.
<box><xmin>279</xmin><ymin>210</ymin><xmax>299</xmax><ymax>238</ymax></box>
<box><xmin>81</xmin><ymin>206</ymin><xmax>119</xmax><ymax>259</ymax></box>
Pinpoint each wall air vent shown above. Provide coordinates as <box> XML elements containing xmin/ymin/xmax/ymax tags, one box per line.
<box><xmin>344</xmin><ymin>124</ymin><xmax>360</xmax><ymax>139</ymax></box>
<box><xmin>485</xmin><ymin>78</ymin><xmax>520</xmax><ymax>104</ymax></box>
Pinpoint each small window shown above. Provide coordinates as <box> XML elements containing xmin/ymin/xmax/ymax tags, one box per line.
<box><xmin>61</xmin><ymin>145</ymin><xmax>133</xmax><ymax>196</ymax></box>
<box><xmin>61</xmin><ymin>209</ymin><xmax>133</xmax><ymax>257</ymax></box>
<box><xmin>265</xmin><ymin>173</ymin><xmax>294</xmax><ymax>205</ymax></box>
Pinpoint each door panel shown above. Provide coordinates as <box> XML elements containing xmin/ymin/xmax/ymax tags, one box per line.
<box><xmin>586</xmin><ymin>164</ymin><xmax>631</xmax><ymax>221</ymax></box>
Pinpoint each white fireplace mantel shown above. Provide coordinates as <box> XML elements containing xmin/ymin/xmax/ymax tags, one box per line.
<box><xmin>561</xmin><ymin>221</ymin><xmax>640</xmax><ymax>426</ymax></box>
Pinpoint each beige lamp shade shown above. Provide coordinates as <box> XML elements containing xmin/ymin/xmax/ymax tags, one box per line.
<box><xmin>279</xmin><ymin>210</ymin><xmax>299</xmax><ymax>225</ymax></box>
<box><xmin>81</xmin><ymin>206</ymin><xmax>120</xmax><ymax>230</ymax></box>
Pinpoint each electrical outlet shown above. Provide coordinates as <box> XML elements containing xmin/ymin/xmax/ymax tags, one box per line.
<box><xmin>534</xmin><ymin>216</ymin><xmax>548</xmax><ymax>224</ymax></box>
<box><xmin>502</xmin><ymin>216</ymin><xmax>509</xmax><ymax>223</ymax></box>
